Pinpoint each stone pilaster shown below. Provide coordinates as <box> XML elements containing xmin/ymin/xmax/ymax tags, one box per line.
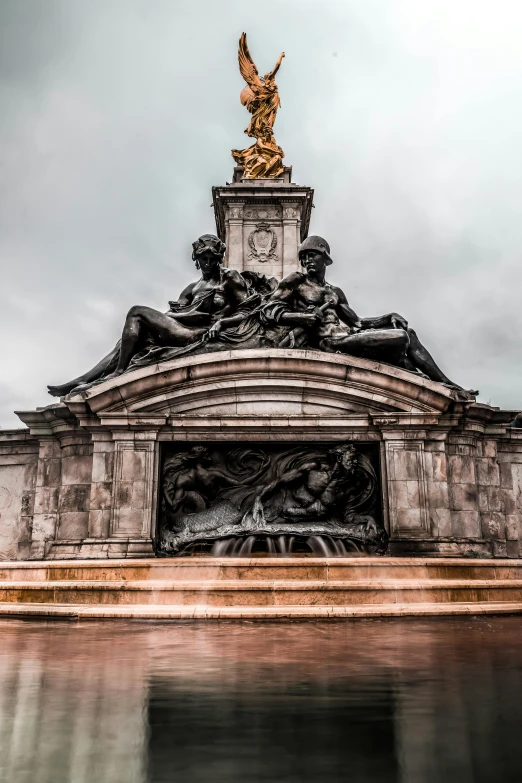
<box><xmin>0</xmin><ymin>433</ymin><xmax>38</xmax><ymax>561</ymax></box>
<box><xmin>282</xmin><ymin>203</ymin><xmax>301</xmax><ymax>277</ymax></box>
<box><xmin>88</xmin><ymin>432</ymin><xmax>115</xmax><ymax>539</ymax></box>
<box><xmin>424</xmin><ymin>439</ymin><xmax>452</xmax><ymax>538</ymax></box>
<box><xmin>109</xmin><ymin>432</ymin><xmax>158</xmax><ymax>544</ymax></box>
<box><xmin>447</xmin><ymin>437</ymin><xmax>481</xmax><ymax>539</ymax></box>
<box><xmin>475</xmin><ymin>439</ymin><xmax>504</xmax><ymax>554</ymax></box>
<box><xmin>225</xmin><ymin>203</ymin><xmax>245</xmax><ymax>271</ymax></box>
<box><xmin>56</xmin><ymin>436</ymin><xmax>93</xmax><ymax>541</ymax></box>
<box><xmin>384</xmin><ymin>438</ymin><xmax>429</xmax><ymax>539</ymax></box>
<box><xmin>498</xmin><ymin>450</ymin><xmax>522</xmax><ymax>556</ymax></box>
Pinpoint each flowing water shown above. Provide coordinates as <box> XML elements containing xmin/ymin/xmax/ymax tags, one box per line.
<box><xmin>1</xmin><ymin>616</ymin><xmax>522</xmax><ymax>782</ymax></box>
<box><xmin>209</xmin><ymin>533</ymin><xmax>363</xmax><ymax>556</ymax></box>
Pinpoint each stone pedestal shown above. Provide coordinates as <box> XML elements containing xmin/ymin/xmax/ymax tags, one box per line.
<box><xmin>0</xmin><ymin>350</ymin><xmax>520</xmax><ymax>561</ymax></box>
<box><xmin>212</xmin><ymin>167</ymin><xmax>314</xmax><ymax>277</ymax></box>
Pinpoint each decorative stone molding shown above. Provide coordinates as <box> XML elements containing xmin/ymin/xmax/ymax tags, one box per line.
<box><xmin>228</xmin><ymin>205</ymin><xmax>243</xmax><ymax>220</ymax></box>
<box><xmin>244</xmin><ymin>208</ymin><xmax>279</xmax><ymax>220</ymax></box>
<box><xmin>247</xmin><ymin>222</ymin><xmax>278</xmax><ymax>263</ymax></box>
<box><xmin>70</xmin><ymin>350</ymin><xmax>458</xmax><ymax>421</ymax></box>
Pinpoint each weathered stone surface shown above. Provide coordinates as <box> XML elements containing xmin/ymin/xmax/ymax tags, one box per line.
<box><xmin>448</xmin><ymin>455</ymin><xmax>476</xmax><ymax>485</ymax></box>
<box><xmin>449</xmin><ymin>483</ymin><xmax>479</xmax><ymax>512</ymax></box>
<box><xmin>476</xmin><ymin>458</ymin><xmax>500</xmax><ymax>487</ymax></box>
<box><xmin>87</xmin><ymin>509</ymin><xmax>111</xmax><ymax>539</ymax></box>
<box><xmin>427</xmin><ymin>481</ymin><xmax>449</xmax><ymax>509</ymax></box>
<box><xmin>451</xmin><ymin>510</ymin><xmax>481</xmax><ymax>538</ymax></box>
<box><xmin>428</xmin><ymin>508</ymin><xmax>452</xmax><ymax>538</ymax></box>
<box><xmin>57</xmin><ymin>512</ymin><xmax>89</xmax><ymax>540</ymax></box>
<box><xmin>0</xmin><ymin>459</ymin><xmax>37</xmax><ymax>561</ymax></box>
<box><xmin>500</xmin><ymin>462</ymin><xmax>514</xmax><ymax>489</ymax></box>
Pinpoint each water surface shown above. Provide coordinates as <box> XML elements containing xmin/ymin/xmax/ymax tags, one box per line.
<box><xmin>1</xmin><ymin>616</ymin><xmax>521</xmax><ymax>782</ymax></box>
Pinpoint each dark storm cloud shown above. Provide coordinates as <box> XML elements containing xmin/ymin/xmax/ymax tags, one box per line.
<box><xmin>1</xmin><ymin>0</ymin><xmax>521</xmax><ymax>426</ymax></box>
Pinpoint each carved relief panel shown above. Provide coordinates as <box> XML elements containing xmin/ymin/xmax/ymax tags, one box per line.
<box><xmin>243</xmin><ymin>208</ymin><xmax>280</xmax><ymax>220</ymax></box>
<box><xmin>228</xmin><ymin>205</ymin><xmax>244</xmax><ymax>220</ymax></box>
<box><xmin>157</xmin><ymin>442</ymin><xmax>385</xmax><ymax>557</ymax></box>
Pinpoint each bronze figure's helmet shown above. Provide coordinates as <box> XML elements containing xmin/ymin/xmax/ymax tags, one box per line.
<box><xmin>191</xmin><ymin>234</ymin><xmax>226</xmax><ymax>261</ymax></box>
<box><xmin>298</xmin><ymin>235</ymin><xmax>333</xmax><ymax>266</ymax></box>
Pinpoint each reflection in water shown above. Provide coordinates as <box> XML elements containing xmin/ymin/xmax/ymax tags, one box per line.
<box><xmin>1</xmin><ymin>617</ymin><xmax>522</xmax><ymax>782</ymax></box>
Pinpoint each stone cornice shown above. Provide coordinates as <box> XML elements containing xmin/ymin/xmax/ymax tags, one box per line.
<box><xmin>13</xmin><ymin>351</ymin><xmax>518</xmax><ymax>442</ymax></box>
<box><xmin>62</xmin><ymin>350</ymin><xmax>459</xmax><ymax>422</ymax></box>
<box><xmin>212</xmin><ymin>183</ymin><xmax>313</xmax><ymax>243</ymax></box>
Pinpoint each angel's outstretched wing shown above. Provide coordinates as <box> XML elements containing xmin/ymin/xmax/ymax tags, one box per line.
<box><xmin>238</xmin><ymin>33</ymin><xmax>264</xmax><ymax>91</ymax></box>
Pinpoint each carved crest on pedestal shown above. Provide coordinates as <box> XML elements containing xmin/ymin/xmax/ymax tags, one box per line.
<box><xmin>247</xmin><ymin>222</ymin><xmax>278</xmax><ymax>263</ymax></box>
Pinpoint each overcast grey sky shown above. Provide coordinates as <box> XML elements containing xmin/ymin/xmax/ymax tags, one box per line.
<box><xmin>1</xmin><ymin>0</ymin><xmax>521</xmax><ymax>427</ymax></box>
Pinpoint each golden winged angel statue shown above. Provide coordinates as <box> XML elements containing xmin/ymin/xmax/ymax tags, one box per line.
<box><xmin>231</xmin><ymin>33</ymin><xmax>286</xmax><ymax>179</ymax></box>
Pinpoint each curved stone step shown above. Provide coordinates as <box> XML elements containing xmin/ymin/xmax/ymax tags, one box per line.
<box><xmin>2</xmin><ymin>557</ymin><xmax>522</xmax><ymax>583</ymax></box>
<box><xmin>1</xmin><ymin>602</ymin><xmax>522</xmax><ymax>620</ymax></box>
<box><xmin>2</xmin><ymin>578</ymin><xmax>522</xmax><ymax>606</ymax></box>
<box><xmin>2</xmin><ymin>557</ymin><xmax>522</xmax><ymax>618</ymax></box>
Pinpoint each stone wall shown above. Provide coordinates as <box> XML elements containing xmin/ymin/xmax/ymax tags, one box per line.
<box><xmin>0</xmin><ymin>431</ymin><xmax>38</xmax><ymax>561</ymax></box>
<box><xmin>387</xmin><ymin>432</ymin><xmax>522</xmax><ymax>557</ymax></box>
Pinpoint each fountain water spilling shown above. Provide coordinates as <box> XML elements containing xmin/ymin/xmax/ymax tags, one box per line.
<box><xmin>209</xmin><ymin>534</ymin><xmax>364</xmax><ymax>557</ymax></box>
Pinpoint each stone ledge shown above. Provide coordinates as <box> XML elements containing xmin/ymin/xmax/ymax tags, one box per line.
<box><xmin>1</xmin><ymin>602</ymin><xmax>522</xmax><ymax>620</ymax></box>
<box><xmin>62</xmin><ymin>349</ymin><xmax>459</xmax><ymax>420</ymax></box>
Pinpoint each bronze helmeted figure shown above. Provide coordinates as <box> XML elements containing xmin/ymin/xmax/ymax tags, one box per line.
<box><xmin>263</xmin><ymin>235</ymin><xmax>476</xmax><ymax>393</ymax></box>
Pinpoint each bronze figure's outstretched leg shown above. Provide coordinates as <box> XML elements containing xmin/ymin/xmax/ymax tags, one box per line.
<box><xmin>47</xmin><ymin>233</ymin><xmax>246</xmax><ymax>397</ymax></box>
<box><xmin>265</xmin><ymin>234</ymin><xmax>478</xmax><ymax>397</ymax></box>
<box><xmin>47</xmin><ymin>309</ymin><xmax>206</xmax><ymax>396</ymax></box>
<box><xmin>325</xmin><ymin>328</ymin><xmax>410</xmax><ymax>365</ymax></box>
<box><xmin>103</xmin><ymin>306</ymin><xmax>207</xmax><ymax>380</ymax></box>
<box><xmin>47</xmin><ymin>345</ymin><xmax>120</xmax><ymax>397</ymax></box>
<box><xmin>405</xmin><ymin>328</ymin><xmax>476</xmax><ymax>392</ymax></box>
<box><xmin>509</xmin><ymin>413</ymin><xmax>522</xmax><ymax>429</ymax></box>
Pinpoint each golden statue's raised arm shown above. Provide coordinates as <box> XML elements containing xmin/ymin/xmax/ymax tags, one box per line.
<box><xmin>267</xmin><ymin>51</ymin><xmax>285</xmax><ymax>82</ymax></box>
<box><xmin>232</xmin><ymin>33</ymin><xmax>286</xmax><ymax>179</ymax></box>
